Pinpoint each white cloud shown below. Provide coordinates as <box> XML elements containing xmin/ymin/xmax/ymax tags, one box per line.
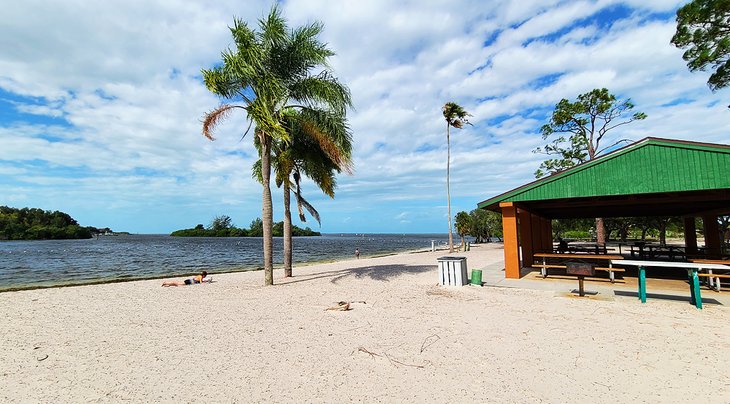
<box><xmin>0</xmin><ymin>0</ymin><xmax>727</xmax><ymax>233</ymax></box>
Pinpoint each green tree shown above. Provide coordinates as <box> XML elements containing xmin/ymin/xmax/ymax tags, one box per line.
<box><xmin>603</xmin><ymin>217</ymin><xmax>633</xmax><ymax>242</ymax></box>
<box><xmin>209</xmin><ymin>215</ymin><xmax>233</xmax><ymax>231</ymax></box>
<box><xmin>454</xmin><ymin>211</ymin><xmax>472</xmax><ymax>250</ymax></box>
<box><xmin>552</xmin><ymin>218</ymin><xmax>594</xmax><ymax>240</ymax></box>
<box><xmin>671</xmin><ymin>0</ymin><xmax>730</xmax><ymax>92</ymax></box>
<box><xmin>202</xmin><ymin>6</ymin><xmax>351</xmax><ymax>285</ymax></box>
<box><xmin>632</xmin><ymin>217</ymin><xmax>655</xmax><ymax>241</ymax></box>
<box><xmin>653</xmin><ymin>216</ymin><xmax>683</xmax><ymax>245</ymax></box>
<box><xmin>719</xmin><ymin>216</ymin><xmax>730</xmax><ymax>252</ymax></box>
<box><xmin>0</xmin><ymin>206</ymin><xmax>92</xmax><ymax>240</ymax></box>
<box><xmin>469</xmin><ymin>209</ymin><xmax>502</xmax><ymax>242</ymax></box>
<box><xmin>248</xmin><ymin>218</ymin><xmax>264</xmax><ymax>237</ymax></box>
<box><xmin>534</xmin><ymin>88</ymin><xmax>646</xmax><ymax>245</ymax></box>
<box><xmin>255</xmin><ymin>108</ymin><xmax>352</xmax><ymax>277</ymax></box>
<box><xmin>442</xmin><ymin>102</ymin><xmax>472</xmax><ymax>253</ymax></box>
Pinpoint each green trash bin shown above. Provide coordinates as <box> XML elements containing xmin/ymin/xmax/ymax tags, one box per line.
<box><xmin>470</xmin><ymin>269</ymin><xmax>482</xmax><ymax>286</ymax></box>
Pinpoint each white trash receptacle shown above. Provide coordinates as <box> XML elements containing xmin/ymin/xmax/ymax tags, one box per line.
<box><xmin>437</xmin><ymin>256</ymin><xmax>468</xmax><ymax>286</ymax></box>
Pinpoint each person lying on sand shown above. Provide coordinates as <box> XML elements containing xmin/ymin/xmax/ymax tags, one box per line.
<box><xmin>161</xmin><ymin>271</ymin><xmax>210</xmax><ymax>287</ymax></box>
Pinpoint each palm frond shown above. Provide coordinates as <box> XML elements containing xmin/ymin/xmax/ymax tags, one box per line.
<box><xmin>300</xmin><ymin>161</ymin><xmax>336</xmax><ymax>198</ymax></box>
<box><xmin>443</xmin><ymin>102</ymin><xmax>472</xmax><ymax>128</ymax></box>
<box><xmin>294</xmin><ymin>185</ymin><xmax>321</xmax><ymax>225</ymax></box>
<box><xmin>202</xmin><ymin>104</ymin><xmax>242</xmax><ymax>140</ymax></box>
<box><xmin>273</xmin><ymin>23</ymin><xmax>333</xmax><ymax>82</ymax></box>
<box><xmin>289</xmin><ymin>73</ymin><xmax>352</xmax><ymax>114</ymax></box>
<box><xmin>258</xmin><ymin>5</ymin><xmax>287</xmax><ymax>54</ymax></box>
<box><xmin>251</xmin><ymin>159</ymin><xmax>262</xmax><ymax>183</ymax></box>
<box><xmin>300</xmin><ymin>120</ymin><xmax>353</xmax><ymax>174</ymax></box>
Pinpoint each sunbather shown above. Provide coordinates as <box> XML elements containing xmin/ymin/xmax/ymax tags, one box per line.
<box><xmin>161</xmin><ymin>271</ymin><xmax>209</xmax><ymax>287</ymax></box>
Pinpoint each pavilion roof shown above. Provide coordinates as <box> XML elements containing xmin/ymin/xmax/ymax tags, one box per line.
<box><xmin>477</xmin><ymin>137</ymin><xmax>730</xmax><ymax>218</ymax></box>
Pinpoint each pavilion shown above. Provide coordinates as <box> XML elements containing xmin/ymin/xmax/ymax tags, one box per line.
<box><xmin>477</xmin><ymin>137</ymin><xmax>730</xmax><ymax>279</ymax></box>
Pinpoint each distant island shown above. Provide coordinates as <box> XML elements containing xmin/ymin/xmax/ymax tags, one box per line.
<box><xmin>0</xmin><ymin>206</ymin><xmax>111</xmax><ymax>240</ymax></box>
<box><xmin>171</xmin><ymin>216</ymin><xmax>321</xmax><ymax>237</ymax></box>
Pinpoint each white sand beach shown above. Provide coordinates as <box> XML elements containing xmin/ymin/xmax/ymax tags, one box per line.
<box><xmin>1</xmin><ymin>244</ymin><xmax>728</xmax><ymax>403</ymax></box>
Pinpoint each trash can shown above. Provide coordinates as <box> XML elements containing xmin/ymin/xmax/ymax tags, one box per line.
<box><xmin>437</xmin><ymin>256</ymin><xmax>468</xmax><ymax>286</ymax></box>
<box><xmin>470</xmin><ymin>269</ymin><xmax>482</xmax><ymax>286</ymax></box>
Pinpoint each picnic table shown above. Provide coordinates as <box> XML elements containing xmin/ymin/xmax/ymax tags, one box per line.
<box><xmin>567</xmin><ymin>243</ymin><xmax>608</xmax><ymax>254</ymax></box>
<box><xmin>554</xmin><ymin>242</ymin><xmax>608</xmax><ymax>254</ymax></box>
<box><xmin>622</xmin><ymin>243</ymin><xmax>685</xmax><ymax>260</ymax></box>
<box><xmin>645</xmin><ymin>245</ymin><xmax>685</xmax><ymax>260</ymax></box>
<box><xmin>690</xmin><ymin>259</ymin><xmax>730</xmax><ymax>291</ymax></box>
<box><xmin>611</xmin><ymin>260</ymin><xmax>730</xmax><ymax>309</ymax></box>
<box><xmin>533</xmin><ymin>253</ymin><xmax>625</xmax><ymax>282</ymax></box>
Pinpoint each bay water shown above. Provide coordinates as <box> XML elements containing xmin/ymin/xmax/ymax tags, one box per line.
<box><xmin>0</xmin><ymin>234</ymin><xmax>464</xmax><ymax>292</ymax></box>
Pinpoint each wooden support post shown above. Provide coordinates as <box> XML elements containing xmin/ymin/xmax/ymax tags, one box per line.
<box><xmin>530</xmin><ymin>214</ymin><xmax>542</xmax><ymax>252</ymax></box>
<box><xmin>519</xmin><ymin>209</ymin><xmax>534</xmax><ymax>272</ymax></box>
<box><xmin>531</xmin><ymin>214</ymin><xmax>549</xmax><ymax>253</ymax></box>
<box><xmin>703</xmin><ymin>215</ymin><xmax>721</xmax><ymax>258</ymax></box>
<box><xmin>543</xmin><ymin>218</ymin><xmax>553</xmax><ymax>252</ymax></box>
<box><xmin>684</xmin><ymin>217</ymin><xmax>697</xmax><ymax>255</ymax></box>
<box><xmin>500</xmin><ymin>202</ymin><xmax>520</xmax><ymax>279</ymax></box>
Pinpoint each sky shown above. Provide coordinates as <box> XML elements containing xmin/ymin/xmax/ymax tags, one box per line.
<box><xmin>1</xmin><ymin>0</ymin><xmax>728</xmax><ymax>234</ymax></box>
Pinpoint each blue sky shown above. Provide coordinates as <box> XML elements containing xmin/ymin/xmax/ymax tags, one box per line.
<box><xmin>1</xmin><ymin>0</ymin><xmax>728</xmax><ymax>234</ymax></box>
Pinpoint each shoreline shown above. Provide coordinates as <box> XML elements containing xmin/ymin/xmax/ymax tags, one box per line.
<box><xmin>0</xmin><ymin>233</ymin><xmax>454</xmax><ymax>293</ymax></box>
<box><xmin>0</xmin><ymin>244</ymin><xmax>443</xmax><ymax>293</ymax></box>
<box><xmin>3</xmin><ymin>244</ymin><xmax>727</xmax><ymax>402</ymax></box>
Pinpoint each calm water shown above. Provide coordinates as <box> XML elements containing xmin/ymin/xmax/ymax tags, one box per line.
<box><xmin>0</xmin><ymin>234</ymin><xmax>462</xmax><ymax>292</ymax></box>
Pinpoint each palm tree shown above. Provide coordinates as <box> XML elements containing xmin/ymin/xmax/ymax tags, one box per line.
<box><xmin>256</xmin><ymin>108</ymin><xmax>352</xmax><ymax>277</ymax></box>
<box><xmin>202</xmin><ymin>6</ymin><xmax>351</xmax><ymax>285</ymax></box>
<box><xmin>454</xmin><ymin>211</ymin><xmax>472</xmax><ymax>251</ymax></box>
<box><xmin>442</xmin><ymin>102</ymin><xmax>471</xmax><ymax>253</ymax></box>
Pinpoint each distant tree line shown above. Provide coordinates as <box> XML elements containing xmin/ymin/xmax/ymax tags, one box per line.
<box><xmin>454</xmin><ymin>209</ymin><xmax>504</xmax><ymax>248</ymax></box>
<box><xmin>451</xmin><ymin>211</ymin><xmax>729</xmax><ymax>250</ymax></box>
<box><xmin>554</xmin><ymin>216</ymin><xmax>730</xmax><ymax>246</ymax></box>
<box><xmin>170</xmin><ymin>215</ymin><xmax>321</xmax><ymax>237</ymax></box>
<box><xmin>0</xmin><ymin>206</ymin><xmax>101</xmax><ymax>240</ymax></box>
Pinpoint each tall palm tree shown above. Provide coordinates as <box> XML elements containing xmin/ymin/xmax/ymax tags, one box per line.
<box><xmin>202</xmin><ymin>6</ymin><xmax>351</xmax><ymax>285</ymax></box>
<box><xmin>442</xmin><ymin>102</ymin><xmax>471</xmax><ymax>253</ymax></box>
<box><xmin>256</xmin><ymin>108</ymin><xmax>352</xmax><ymax>277</ymax></box>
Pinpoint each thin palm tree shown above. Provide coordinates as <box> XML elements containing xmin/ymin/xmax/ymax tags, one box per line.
<box><xmin>202</xmin><ymin>6</ymin><xmax>351</xmax><ymax>285</ymax></box>
<box><xmin>442</xmin><ymin>102</ymin><xmax>471</xmax><ymax>253</ymax></box>
<box><xmin>255</xmin><ymin>108</ymin><xmax>352</xmax><ymax>277</ymax></box>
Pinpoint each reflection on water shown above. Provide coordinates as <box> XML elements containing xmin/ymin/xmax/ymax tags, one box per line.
<box><xmin>0</xmin><ymin>234</ymin><xmax>457</xmax><ymax>291</ymax></box>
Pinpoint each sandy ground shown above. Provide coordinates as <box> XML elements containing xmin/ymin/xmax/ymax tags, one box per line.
<box><xmin>1</xmin><ymin>244</ymin><xmax>728</xmax><ymax>403</ymax></box>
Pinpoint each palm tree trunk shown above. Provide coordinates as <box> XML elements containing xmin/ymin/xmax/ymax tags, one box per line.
<box><xmin>283</xmin><ymin>180</ymin><xmax>293</xmax><ymax>277</ymax></box>
<box><xmin>447</xmin><ymin>122</ymin><xmax>454</xmax><ymax>253</ymax></box>
<box><xmin>260</xmin><ymin>134</ymin><xmax>274</xmax><ymax>286</ymax></box>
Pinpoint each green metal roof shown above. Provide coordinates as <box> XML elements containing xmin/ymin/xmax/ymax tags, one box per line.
<box><xmin>478</xmin><ymin>137</ymin><xmax>730</xmax><ymax>212</ymax></box>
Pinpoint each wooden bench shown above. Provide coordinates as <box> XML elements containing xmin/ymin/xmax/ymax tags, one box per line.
<box><xmin>696</xmin><ymin>273</ymin><xmax>730</xmax><ymax>292</ymax></box>
<box><xmin>532</xmin><ymin>265</ymin><xmax>626</xmax><ymax>272</ymax></box>
<box><xmin>595</xmin><ymin>267</ymin><xmax>626</xmax><ymax>273</ymax></box>
<box><xmin>533</xmin><ymin>253</ymin><xmax>624</xmax><ymax>283</ymax></box>
<box><xmin>691</xmin><ymin>259</ymin><xmax>730</xmax><ymax>291</ymax></box>
<box><xmin>532</xmin><ymin>264</ymin><xmax>568</xmax><ymax>269</ymax></box>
